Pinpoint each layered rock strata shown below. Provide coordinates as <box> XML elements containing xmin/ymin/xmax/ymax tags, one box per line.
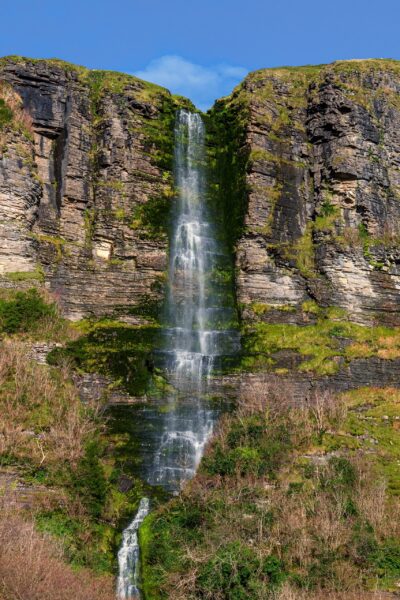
<box><xmin>212</xmin><ymin>60</ymin><xmax>400</xmax><ymax>326</ymax></box>
<box><xmin>0</xmin><ymin>57</ymin><xmax>186</xmax><ymax>320</ymax></box>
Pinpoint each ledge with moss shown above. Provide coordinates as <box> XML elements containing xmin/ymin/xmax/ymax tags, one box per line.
<box><xmin>240</xmin><ymin>305</ymin><xmax>400</xmax><ymax>377</ymax></box>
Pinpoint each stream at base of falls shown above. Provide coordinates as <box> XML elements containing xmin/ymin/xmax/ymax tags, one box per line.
<box><xmin>115</xmin><ymin>109</ymin><xmax>239</xmax><ymax>599</ymax></box>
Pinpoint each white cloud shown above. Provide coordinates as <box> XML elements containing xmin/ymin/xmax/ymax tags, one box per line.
<box><xmin>134</xmin><ymin>55</ymin><xmax>247</xmax><ymax>111</ymax></box>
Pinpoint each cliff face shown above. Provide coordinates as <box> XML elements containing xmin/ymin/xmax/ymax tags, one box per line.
<box><xmin>0</xmin><ymin>57</ymin><xmax>186</xmax><ymax>320</ymax></box>
<box><xmin>212</xmin><ymin>60</ymin><xmax>400</xmax><ymax>327</ymax></box>
<box><xmin>1</xmin><ymin>58</ymin><xmax>400</xmax><ymax>330</ymax></box>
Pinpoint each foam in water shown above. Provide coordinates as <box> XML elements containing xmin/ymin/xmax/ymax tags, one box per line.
<box><xmin>116</xmin><ymin>109</ymin><xmax>238</xmax><ymax>598</ymax></box>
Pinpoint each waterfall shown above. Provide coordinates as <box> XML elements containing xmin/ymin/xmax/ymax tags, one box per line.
<box><xmin>166</xmin><ymin>110</ymin><xmax>217</xmax><ymax>383</ymax></box>
<box><xmin>116</xmin><ymin>109</ymin><xmax>238</xmax><ymax>598</ymax></box>
<box><xmin>116</xmin><ymin>498</ymin><xmax>150</xmax><ymax>600</ymax></box>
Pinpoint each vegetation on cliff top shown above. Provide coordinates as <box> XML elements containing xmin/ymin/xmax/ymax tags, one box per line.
<box><xmin>0</xmin><ymin>55</ymin><xmax>183</xmax><ymax>105</ymax></box>
<box><xmin>209</xmin><ymin>57</ymin><xmax>400</xmax><ymax>272</ymax></box>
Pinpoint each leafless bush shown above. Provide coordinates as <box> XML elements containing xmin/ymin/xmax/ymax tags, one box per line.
<box><xmin>0</xmin><ymin>510</ymin><xmax>114</xmax><ymax>600</ymax></box>
<box><xmin>0</xmin><ymin>339</ymin><xmax>103</xmax><ymax>468</ymax></box>
<box><xmin>305</xmin><ymin>388</ymin><xmax>348</xmax><ymax>438</ymax></box>
<box><xmin>239</xmin><ymin>375</ymin><xmax>296</xmax><ymax>417</ymax></box>
<box><xmin>353</xmin><ymin>458</ymin><xmax>392</xmax><ymax>538</ymax></box>
<box><xmin>272</xmin><ymin>585</ymin><xmax>392</xmax><ymax>600</ymax></box>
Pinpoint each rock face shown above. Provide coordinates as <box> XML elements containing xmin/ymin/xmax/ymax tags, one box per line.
<box><xmin>212</xmin><ymin>60</ymin><xmax>400</xmax><ymax>326</ymax></box>
<box><xmin>1</xmin><ymin>57</ymin><xmax>400</xmax><ymax>330</ymax></box>
<box><xmin>0</xmin><ymin>57</ymin><xmax>186</xmax><ymax>320</ymax></box>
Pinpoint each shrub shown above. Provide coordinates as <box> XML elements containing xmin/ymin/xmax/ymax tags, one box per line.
<box><xmin>371</xmin><ymin>538</ymin><xmax>400</xmax><ymax>578</ymax></box>
<box><xmin>0</xmin><ymin>81</ymin><xmax>33</xmax><ymax>137</ymax></box>
<box><xmin>0</xmin><ymin>97</ymin><xmax>13</xmax><ymax>128</ymax></box>
<box><xmin>196</xmin><ymin>542</ymin><xmax>265</xmax><ymax>599</ymax></box>
<box><xmin>320</xmin><ymin>457</ymin><xmax>357</xmax><ymax>490</ymax></box>
<box><xmin>0</xmin><ymin>338</ymin><xmax>101</xmax><ymax>469</ymax></box>
<box><xmin>70</xmin><ymin>440</ymin><xmax>108</xmax><ymax>518</ymax></box>
<box><xmin>0</xmin><ymin>288</ymin><xmax>56</xmax><ymax>334</ymax></box>
<box><xmin>263</xmin><ymin>555</ymin><xmax>286</xmax><ymax>587</ymax></box>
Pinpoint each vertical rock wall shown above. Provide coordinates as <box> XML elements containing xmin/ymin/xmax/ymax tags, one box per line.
<box><xmin>2</xmin><ymin>58</ymin><xmax>400</xmax><ymax>327</ymax></box>
<box><xmin>211</xmin><ymin>60</ymin><xmax>400</xmax><ymax>326</ymax></box>
<box><xmin>0</xmin><ymin>57</ymin><xmax>186</xmax><ymax>320</ymax></box>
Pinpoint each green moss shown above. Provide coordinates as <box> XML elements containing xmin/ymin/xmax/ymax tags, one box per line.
<box><xmin>293</xmin><ymin>224</ymin><xmax>316</xmax><ymax>278</ymax></box>
<box><xmin>32</xmin><ymin>233</ymin><xmax>67</xmax><ymax>261</ymax></box>
<box><xmin>241</xmin><ymin>311</ymin><xmax>400</xmax><ymax>375</ymax></box>
<box><xmin>84</xmin><ymin>208</ymin><xmax>96</xmax><ymax>246</ymax></box>
<box><xmin>0</xmin><ymin>98</ymin><xmax>13</xmax><ymax>129</ymax></box>
<box><xmin>127</xmin><ymin>295</ymin><xmax>164</xmax><ymax>324</ymax></box>
<box><xmin>97</xmin><ymin>179</ymin><xmax>126</xmax><ymax>192</ymax></box>
<box><xmin>130</xmin><ymin>193</ymin><xmax>172</xmax><ymax>240</ymax></box>
<box><xmin>249</xmin><ymin>148</ymin><xmax>306</xmax><ymax>170</ymax></box>
<box><xmin>47</xmin><ymin>319</ymin><xmax>160</xmax><ymax>396</ymax></box>
<box><xmin>206</xmin><ymin>90</ymin><xmax>250</xmax><ymax>251</ymax></box>
<box><xmin>4</xmin><ymin>266</ymin><xmax>45</xmax><ymax>282</ymax></box>
<box><xmin>251</xmin><ymin>302</ymin><xmax>298</xmax><ymax>316</ymax></box>
<box><xmin>301</xmin><ymin>300</ymin><xmax>322</xmax><ymax>315</ymax></box>
<box><xmin>251</xmin><ymin>302</ymin><xmax>272</xmax><ymax>315</ymax></box>
<box><xmin>314</xmin><ymin>199</ymin><xmax>340</xmax><ymax>233</ymax></box>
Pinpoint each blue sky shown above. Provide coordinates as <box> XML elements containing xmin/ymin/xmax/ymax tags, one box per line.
<box><xmin>1</xmin><ymin>0</ymin><xmax>400</xmax><ymax>109</ymax></box>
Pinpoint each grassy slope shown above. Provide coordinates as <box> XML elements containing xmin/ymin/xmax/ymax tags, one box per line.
<box><xmin>241</xmin><ymin>304</ymin><xmax>400</xmax><ymax>376</ymax></box>
<box><xmin>0</xmin><ymin>289</ymin><xmax>150</xmax><ymax>582</ymax></box>
<box><xmin>140</xmin><ymin>383</ymin><xmax>400</xmax><ymax>599</ymax></box>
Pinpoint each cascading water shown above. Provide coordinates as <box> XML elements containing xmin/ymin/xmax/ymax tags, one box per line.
<box><xmin>116</xmin><ymin>109</ymin><xmax>238</xmax><ymax>598</ymax></box>
<box><xmin>116</xmin><ymin>498</ymin><xmax>150</xmax><ymax>599</ymax></box>
<box><xmin>149</xmin><ymin>109</ymin><xmax>238</xmax><ymax>490</ymax></box>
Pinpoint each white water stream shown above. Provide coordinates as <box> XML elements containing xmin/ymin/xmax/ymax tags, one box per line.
<box><xmin>117</xmin><ymin>109</ymin><xmax>238</xmax><ymax>598</ymax></box>
<box><xmin>116</xmin><ymin>497</ymin><xmax>150</xmax><ymax>599</ymax></box>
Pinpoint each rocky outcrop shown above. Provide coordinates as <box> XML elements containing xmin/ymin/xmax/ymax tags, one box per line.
<box><xmin>212</xmin><ymin>60</ymin><xmax>400</xmax><ymax>326</ymax></box>
<box><xmin>0</xmin><ymin>57</ymin><xmax>187</xmax><ymax>320</ymax></box>
<box><xmin>218</xmin><ymin>354</ymin><xmax>400</xmax><ymax>404</ymax></box>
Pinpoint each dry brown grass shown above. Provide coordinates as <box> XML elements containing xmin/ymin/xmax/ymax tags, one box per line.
<box><xmin>0</xmin><ymin>81</ymin><xmax>34</xmax><ymax>136</ymax></box>
<box><xmin>339</xmin><ymin>227</ymin><xmax>364</xmax><ymax>248</ymax></box>
<box><xmin>0</xmin><ymin>338</ymin><xmax>104</xmax><ymax>469</ymax></box>
<box><xmin>273</xmin><ymin>584</ymin><xmax>396</xmax><ymax>599</ymax></box>
<box><xmin>0</xmin><ymin>508</ymin><xmax>114</xmax><ymax>600</ymax></box>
